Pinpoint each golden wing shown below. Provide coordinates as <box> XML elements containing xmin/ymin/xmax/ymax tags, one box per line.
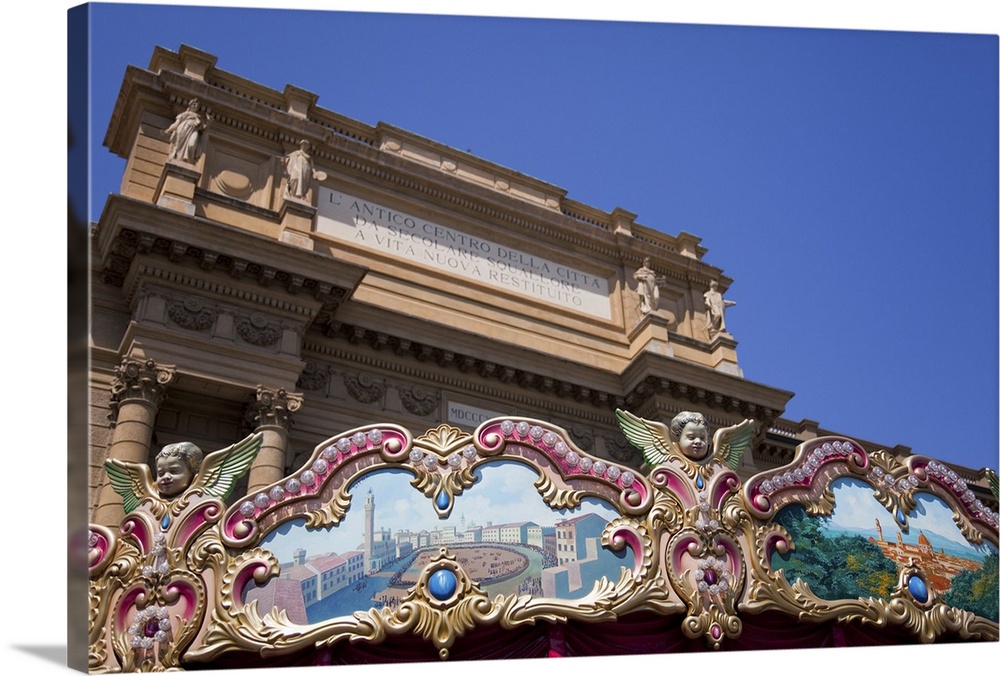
<box><xmin>192</xmin><ymin>432</ymin><xmax>264</xmax><ymax>501</ymax></box>
<box><xmin>104</xmin><ymin>459</ymin><xmax>157</xmax><ymax>514</ymax></box>
<box><xmin>712</xmin><ymin>419</ymin><xmax>756</xmax><ymax>471</ymax></box>
<box><xmin>615</xmin><ymin>408</ymin><xmax>673</xmax><ymax>467</ymax></box>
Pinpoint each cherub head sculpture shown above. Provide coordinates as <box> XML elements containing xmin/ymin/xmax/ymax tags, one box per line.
<box><xmin>616</xmin><ymin>408</ymin><xmax>754</xmax><ymax>473</ymax></box>
<box><xmin>154</xmin><ymin>441</ymin><xmax>204</xmax><ymax>498</ymax></box>
<box><xmin>669</xmin><ymin>411</ymin><xmax>710</xmax><ymax>461</ymax></box>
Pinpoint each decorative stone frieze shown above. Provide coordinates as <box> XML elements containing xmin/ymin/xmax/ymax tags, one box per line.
<box><xmin>165</xmin><ymin>296</ymin><xmax>218</xmax><ymax>331</ymax></box>
<box><xmin>245</xmin><ymin>386</ymin><xmax>302</xmax><ymax>430</ymax></box>
<box><xmin>234</xmin><ymin>312</ymin><xmax>282</xmax><ymax>347</ymax></box>
<box><xmin>399</xmin><ymin>385</ymin><xmax>441</xmax><ymax>417</ymax></box>
<box><xmin>568</xmin><ymin>424</ymin><xmax>594</xmax><ymax>452</ymax></box>
<box><xmin>296</xmin><ymin>361</ymin><xmax>332</xmax><ymax>392</ymax></box>
<box><xmin>344</xmin><ymin>371</ymin><xmax>387</xmax><ymax>404</ymax></box>
<box><xmin>605</xmin><ymin>432</ymin><xmax>638</xmax><ymax>463</ymax></box>
<box><xmin>108</xmin><ymin>358</ymin><xmax>176</xmax><ymax>424</ymax></box>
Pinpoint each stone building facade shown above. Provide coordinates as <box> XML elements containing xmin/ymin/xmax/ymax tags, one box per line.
<box><xmin>88</xmin><ymin>45</ymin><xmax>995</xmax><ymax>526</ymax></box>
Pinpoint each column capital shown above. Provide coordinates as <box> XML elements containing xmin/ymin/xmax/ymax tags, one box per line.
<box><xmin>245</xmin><ymin>386</ymin><xmax>303</xmax><ymax>431</ymax></box>
<box><xmin>108</xmin><ymin>358</ymin><xmax>175</xmax><ymax>420</ymax></box>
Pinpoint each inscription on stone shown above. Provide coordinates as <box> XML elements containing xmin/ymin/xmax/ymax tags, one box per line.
<box><xmin>447</xmin><ymin>401</ymin><xmax>507</xmax><ymax>428</ymax></box>
<box><xmin>317</xmin><ymin>187</ymin><xmax>612</xmax><ymax>319</ymax></box>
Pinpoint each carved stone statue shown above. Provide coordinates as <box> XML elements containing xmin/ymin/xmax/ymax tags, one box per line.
<box><xmin>164</xmin><ymin>99</ymin><xmax>210</xmax><ymax>164</ymax></box>
<box><xmin>282</xmin><ymin>139</ymin><xmax>327</xmax><ymax>199</ymax></box>
<box><xmin>703</xmin><ymin>280</ymin><xmax>735</xmax><ymax>337</ymax></box>
<box><xmin>634</xmin><ymin>257</ymin><xmax>664</xmax><ymax>315</ymax></box>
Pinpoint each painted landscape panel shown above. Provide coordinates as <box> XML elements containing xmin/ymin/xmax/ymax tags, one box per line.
<box><xmin>245</xmin><ymin>461</ymin><xmax>632</xmax><ymax>624</ymax></box>
<box><xmin>771</xmin><ymin>477</ymin><xmax>998</xmax><ymax>621</ymax></box>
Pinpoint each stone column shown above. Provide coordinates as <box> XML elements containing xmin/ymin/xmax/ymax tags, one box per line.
<box><xmin>244</xmin><ymin>386</ymin><xmax>302</xmax><ymax>494</ymax></box>
<box><xmin>92</xmin><ymin>358</ymin><xmax>175</xmax><ymax>526</ymax></box>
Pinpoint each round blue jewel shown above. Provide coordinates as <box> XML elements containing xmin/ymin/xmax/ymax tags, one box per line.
<box><xmin>907</xmin><ymin>575</ymin><xmax>928</xmax><ymax>603</ymax></box>
<box><xmin>428</xmin><ymin>569</ymin><xmax>457</xmax><ymax>600</ymax></box>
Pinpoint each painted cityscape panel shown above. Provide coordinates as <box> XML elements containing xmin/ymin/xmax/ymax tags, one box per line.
<box><xmin>771</xmin><ymin>477</ymin><xmax>998</xmax><ymax>621</ymax></box>
<box><xmin>246</xmin><ymin>461</ymin><xmax>632</xmax><ymax>623</ymax></box>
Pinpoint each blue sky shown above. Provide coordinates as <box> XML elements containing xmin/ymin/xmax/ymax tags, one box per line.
<box><xmin>72</xmin><ymin>3</ymin><xmax>998</xmax><ymax>474</ymax></box>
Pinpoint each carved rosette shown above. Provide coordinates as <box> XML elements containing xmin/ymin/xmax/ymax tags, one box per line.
<box><xmin>399</xmin><ymin>384</ymin><xmax>440</xmax><ymax>416</ymax></box>
<box><xmin>296</xmin><ymin>361</ymin><xmax>331</xmax><ymax>392</ymax></box>
<box><xmin>234</xmin><ymin>312</ymin><xmax>282</xmax><ymax>347</ymax></box>
<box><xmin>568</xmin><ymin>423</ymin><xmax>594</xmax><ymax>452</ymax></box>
<box><xmin>245</xmin><ymin>386</ymin><xmax>302</xmax><ymax>431</ymax></box>
<box><xmin>344</xmin><ymin>371</ymin><xmax>387</xmax><ymax>404</ymax></box>
<box><xmin>108</xmin><ymin>358</ymin><xmax>175</xmax><ymax>422</ymax></box>
<box><xmin>166</xmin><ymin>296</ymin><xmax>218</xmax><ymax>331</ymax></box>
<box><xmin>605</xmin><ymin>432</ymin><xmax>639</xmax><ymax>464</ymax></box>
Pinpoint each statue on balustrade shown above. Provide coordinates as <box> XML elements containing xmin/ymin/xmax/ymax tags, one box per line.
<box><xmin>165</xmin><ymin>99</ymin><xmax>211</xmax><ymax>164</ymax></box>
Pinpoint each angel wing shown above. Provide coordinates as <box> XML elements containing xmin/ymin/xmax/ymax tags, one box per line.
<box><xmin>104</xmin><ymin>459</ymin><xmax>158</xmax><ymax>514</ymax></box>
<box><xmin>191</xmin><ymin>432</ymin><xmax>264</xmax><ymax>500</ymax></box>
<box><xmin>615</xmin><ymin>408</ymin><xmax>674</xmax><ymax>467</ymax></box>
<box><xmin>987</xmin><ymin>468</ymin><xmax>998</xmax><ymax>503</ymax></box>
<box><xmin>712</xmin><ymin>419</ymin><xmax>756</xmax><ymax>471</ymax></box>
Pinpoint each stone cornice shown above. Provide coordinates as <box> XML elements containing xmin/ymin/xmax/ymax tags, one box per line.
<box><xmin>302</xmin><ymin>320</ymin><xmax>790</xmax><ymax>428</ymax></box>
<box><xmin>620</xmin><ymin>350</ymin><xmax>793</xmax><ymax>417</ymax></box>
<box><xmin>95</xmin><ymin>196</ymin><xmax>366</xmax><ymax>322</ymax></box>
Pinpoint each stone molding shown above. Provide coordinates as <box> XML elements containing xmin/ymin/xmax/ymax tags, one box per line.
<box><xmin>98</xmin><ymin>224</ymin><xmax>350</xmax><ymax>320</ymax></box>
<box><xmin>316</xmin><ymin>322</ymin><xmax>779</xmax><ymax>427</ymax></box>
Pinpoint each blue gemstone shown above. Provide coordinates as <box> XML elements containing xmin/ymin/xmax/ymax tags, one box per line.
<box><xmin>435</xmin><ymin>492</ymin><xmax>450</xmax><ymax>510</ymax></box>
<box><xmin>907</xmin><ymin>575</ymin><xmax>928</xmax><ymax>603</ymax></box>
<box><xmin>161</xmin><ymin>515</ymin><xmax>171</xmax><ymax>530</ymax></box>
<box><xmin>428</xmin><ymin>569</ymin><xmax>457</xmax><ymax>600</ymax></box>
<box><xmin>696</xmin><ymin>476</ymin><xmax>704</xmax><ymax>489</ymax></box>
<box><xmin>895</xmin><ymin>508</ymin><xmax>906</xmax><ymax>525</ymax></box>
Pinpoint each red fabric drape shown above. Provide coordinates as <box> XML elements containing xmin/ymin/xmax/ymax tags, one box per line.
<box><xmin>188</xmin><ymin>610</ymin><xmax>970</xmax><ymax>670</ymax></box>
